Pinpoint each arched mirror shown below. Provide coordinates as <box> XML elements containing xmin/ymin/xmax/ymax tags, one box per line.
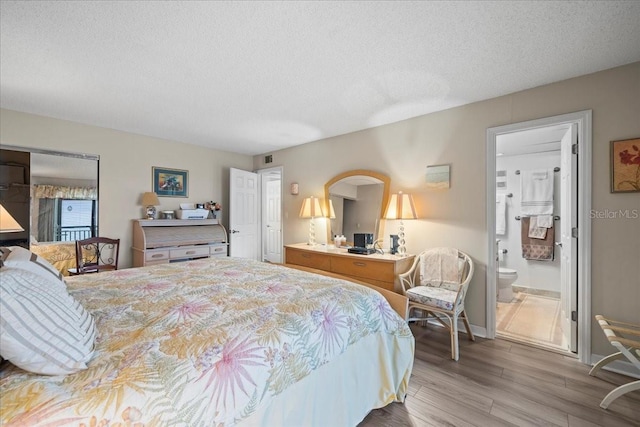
<box><xmin>324</xmin><ymin>170</ymin><xmax>390</xmax><ymax>245</ymax></box>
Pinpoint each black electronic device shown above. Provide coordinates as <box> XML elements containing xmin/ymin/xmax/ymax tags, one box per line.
<box><xmin>348</xmin><ymin>247</ymin><xmax>376</xmax><ymax>255</ymax></box>
<box><xmin>353</xmin><ymin>233</ymin><xmax>373</xmax><ymax>249</ymax></box>
<box><xmin>390</xmin><ymin>234</ymin><xmax>399</xmax><ymax>254</ymax></box>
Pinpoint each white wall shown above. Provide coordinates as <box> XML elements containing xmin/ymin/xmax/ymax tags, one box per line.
<box><xmin>0</xmin><ymin>109</ymin><xmax>254</xmax><ymax>267</ymax></box>
<box><xmin>496</xmin><ymin>152</ymin><xmax>561</xmax><ymax>293</ymax></box>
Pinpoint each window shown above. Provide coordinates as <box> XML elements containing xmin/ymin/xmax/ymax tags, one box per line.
<box><xmin>57</xmin><ymin>199</ymin><xmax>97</xmax><ymax>241</ymax></box>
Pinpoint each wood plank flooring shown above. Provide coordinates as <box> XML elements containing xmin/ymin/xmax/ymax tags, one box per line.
<box><xmin>358</xmin><ymin>324</ymin><xmax>640</xmax><ymax>427</ymax></box>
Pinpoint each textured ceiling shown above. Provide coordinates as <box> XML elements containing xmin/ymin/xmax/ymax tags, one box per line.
<box><xmin>1</xmin><ymin>1</ymin><xmax>639</xmax><ymax>156</ymax></box>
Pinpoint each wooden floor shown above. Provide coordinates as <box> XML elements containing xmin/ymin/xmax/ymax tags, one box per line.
<box><xmin>359</xmin><ymin>324</ymin><xmax>640</xmax><ymax>427</ymax></box>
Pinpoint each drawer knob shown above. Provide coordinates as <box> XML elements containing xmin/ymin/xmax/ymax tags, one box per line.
<box><xmin>152</xmin><ymin>254</ymin><xmax>164</xmax><ymax>258</ymax></box>
<box><xmin>353</xmin><ymin>262</ymin><xmax>367</xmax><ymax>267</ymax></box>
<box><xmin>186</xmin><ymin>250</ymin><xmax>196</xmax><ymax>255</ymax></box>
<box><xmin>302</xmin><ymin>254</ymin><xmax>311</xmax><ymax>258</ymax></box>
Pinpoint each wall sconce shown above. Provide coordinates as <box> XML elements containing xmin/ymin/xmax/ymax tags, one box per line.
<box><xmin>140</xmin><ymin>192</ymin><xmax>160</xmax><ymax>220</ymax></box>
<box><xmin>290</xmin><ymin>182</ymin><xmax>299</xmax><ymax>195</ymax></box>
<box><xmin>384</xmin><ymin>191</ymin><xmax>417</xmax><ymax>256</ymax></box>
<box><xmin>299</xmin><ymin>196</ymin><xmax>324</xmax><ymax>245</ymax></box>
<box><xmin>0</xmin><ymin>203</ymin><xmax>24</xmax><ymax>233</ymax></box>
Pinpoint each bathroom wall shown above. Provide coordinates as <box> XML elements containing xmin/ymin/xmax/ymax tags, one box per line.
<box><xmin>496</xmin><ymin>151</ymin><xmax>561</xmax><ymax>293</ymax></box>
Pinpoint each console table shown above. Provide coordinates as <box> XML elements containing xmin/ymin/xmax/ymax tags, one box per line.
<box><xmin>132</xmin><ymin>219</ymin><xmax>228</xmax><ymax>267</ymax></box>
<box><xmin>284</xmin><ymin>243</ymin><xmax>414</xmax><ymax>292</ymax></box>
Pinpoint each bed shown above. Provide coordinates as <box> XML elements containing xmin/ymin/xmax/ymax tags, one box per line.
<box><xmin>0</xmin><ymin>255</ymin><xmax>414</xmax><ymax>426</ymax></box>
<box><xmin>30</xmin><ymin>241</ymin><xmax>77</xmax><ymax>276</ymax></box>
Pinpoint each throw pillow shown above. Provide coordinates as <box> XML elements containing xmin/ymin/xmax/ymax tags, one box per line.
<box><xmin>0</xmin><ymin>266</ymin><xmax>96</xmax><ymax>375</ymax></box>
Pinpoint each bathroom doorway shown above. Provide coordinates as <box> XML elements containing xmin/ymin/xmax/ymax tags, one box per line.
<box><xmin>486</xmin><ymin>111</ymin><xmax>592</xmax><ymax>363</ymax></box>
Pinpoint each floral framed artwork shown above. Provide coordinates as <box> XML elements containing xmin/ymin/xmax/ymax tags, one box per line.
<box><xmin>153</xmin><ymin>167</ymin><xmax>188</xmax><ymax>197</ymax></box>
<box><xmin>610</xmin><ymin>138</ymin><xmax>640</xmax><ymax>193</ymax></box>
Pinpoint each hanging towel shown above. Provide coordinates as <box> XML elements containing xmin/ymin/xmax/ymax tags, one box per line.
<box><xmin>420</xmin><ymin>247</ymin><xmax>460</xmax><ymax>285</ymax></box>
<box><xmin>521</xmin><ymin>168</ymin><xmax>554</xmax><ymax>215</ymax></box>
<box><xmin>528</xmin><ymin>216</ymin><xmax>548</xmax><ymax>239</ymax></box>
<box><xmin>537</xmin><ymin>214</ymin><xmax>554</xmax><ymax>228</ymax></box>
<box><xmin>496</xmin><ymin>194</ymin><xmax>507</xmax><ymax>235</ymax></box>
<box><xmin>521</xmin><ymin>217</ymin><xmax>554</xmax><ymax>261</ymax></box>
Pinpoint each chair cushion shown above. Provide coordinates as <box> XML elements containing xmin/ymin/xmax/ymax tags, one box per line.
<box><xmin>0</xmin><ymin>266</ymin><xmax>96</xmax><ymax>375</ymax></box>
<box><xmin>406</xmin><ymin>285</ymin><xmax>458</xmax><ymax>311</ymax></box>
<box><xmin>0</xmin><ymin>245</ymin><xmax>66</xmax><ymax>288</ymax></box>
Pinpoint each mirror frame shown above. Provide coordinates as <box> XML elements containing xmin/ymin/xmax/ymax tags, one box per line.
<box><xmin>324</xmin><ymin>169</ymin><xmax>390</xmax><ymax>245</ymax></box>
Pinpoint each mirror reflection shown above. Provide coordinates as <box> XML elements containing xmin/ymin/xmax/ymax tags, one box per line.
<box><xmin>324</xmin><ymin>170</ymin><xmax>390</xmax><ymax>246</ymax></box>
<box><xmin>30</xmin><ymin>153</ymin><xmax>98</xmax><ymax>243</ymax></box>
<box><xmin>0</xmin><ymin>146</ymin><xmax>99</xmax><ymax>277</ymax></box>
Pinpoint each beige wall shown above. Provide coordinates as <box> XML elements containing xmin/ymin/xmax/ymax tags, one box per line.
<box><xmin>255</xmin><ymin>62</ymin><xmax>640</xmax><ymax>357</ymax></box>
<box><xmin>1</xmin><ymin>63</ymin><xmax>637</xmax><ymax>358</ymax></box>
<box><xmin>0</xmin><ymin>109</ymin><xmax>254</xmax><ymax>267</ymax></box>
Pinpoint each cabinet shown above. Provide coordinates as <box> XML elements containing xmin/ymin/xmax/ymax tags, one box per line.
<box><xmin>285</xmin><ymin>243</ymin><xmax>414</xmax><ymax>292</ymax></box>
<box><xmin>132</xmin><ymin>219</ymin><xmax>228</xmax><ymax>267</ymax></box>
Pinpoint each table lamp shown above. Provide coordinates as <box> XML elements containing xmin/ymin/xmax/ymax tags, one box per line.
<box><xmin>141</xmin><ymin>192</ymin><xmax>160</xmax><ymax>220</ymax></box>
<box><xmin>299</xmin><ymin>196</ymin><xmax>324</xmax><ymax>245</ymax></box>
<box><xmin>384</xmin><ymin>191</ymin><xmax>417</xmax><ymax>256</ymax></box>
<box><xmin>0</xmin><ymin>203</ymin><xmax>24</xmax><ymax>233</ymax></box>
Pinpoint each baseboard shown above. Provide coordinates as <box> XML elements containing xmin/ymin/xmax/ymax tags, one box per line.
<box><xmin>591</xmin><ymin>353</ymin><xmax>640</xmax><ymax>379</ymax></box>
<box><xmin>412</xmin><ymin>318</ymin><xmax>487</xmax><ymax>339</ymax></box>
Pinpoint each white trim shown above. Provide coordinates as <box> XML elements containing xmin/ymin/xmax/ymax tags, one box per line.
<box><xmin>486</xmin><ymin>110</ymin><xmax>592</xmax><ymax>364</ymax></box>
<box><xmin>257</xmin><ymin>166</ymin><xmax>284</xmax><ymax>264</ymax></box>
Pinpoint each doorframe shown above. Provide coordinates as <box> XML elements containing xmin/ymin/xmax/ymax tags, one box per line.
<box><xmin>485</xmin><ymin>110</ymin><xmax>592</xmax><ymax>364</ymax></box>
<box><xmin>257</xmin><ymin>166</ymin><xmax>283</xmax><ymax>263</ymax></box>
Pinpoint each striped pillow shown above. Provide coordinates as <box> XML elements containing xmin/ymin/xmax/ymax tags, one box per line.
<box><xmin>0</xmin><ymin>246</ymin><xmax>66</xmax><ymax>288</ymax></box>
<box><xmin>0</xmin><ymin>266</ymin><xmax>96</xmax><ymax>375</ymax></box>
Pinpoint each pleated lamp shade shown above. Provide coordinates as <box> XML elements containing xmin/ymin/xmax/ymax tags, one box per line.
<box><xmin>384</xmin><ymin>192</ymin><xmax>417</xmax><ymax>220</ymax></box>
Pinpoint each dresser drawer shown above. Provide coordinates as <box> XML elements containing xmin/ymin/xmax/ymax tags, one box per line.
<box><xmin>145</xmin><ymin>249</ymin><xmax>169</xmax><ymax>262</ymax></box>
<box><xmin>170</xmin><ymin>246</ymin><xmax>210</xmax><ymax>259</ymax></box>
<box><xmin>286</xmin><ymin>248</ymin><xmax>331</xmax><ymax>270</ymax></box>
<box><xmin>209</xmin><ymin>245</ymin><xmax>227</xmax><ymax>256</ymax></box>
<box><xmin>330</xmin><ymin>256</ymin><xmax>394</xmax><ymax>283</ymax></box>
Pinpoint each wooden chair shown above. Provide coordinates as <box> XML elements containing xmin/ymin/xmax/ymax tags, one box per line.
<box><xmin>589</xmin><ymin>315</ymin><xmax>640</xmax><ymax>409</ymax></box>
<box><xmin>399</xmin><ymin>247</ymin><xmax>475</xmax><ymax>361</ymax></box>
<box><xmin>68</xmin><ymin>237</ymin><xmax>120</xmax><ymax>275</ymax></box>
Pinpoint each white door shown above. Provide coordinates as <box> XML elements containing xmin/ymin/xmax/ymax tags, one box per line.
<box><xmin>560</xmin><ymin>124</ymin><xmax>578</xmax><ymax>352</ymax></box>
<box><xmin>229</xmin><ymin>168</ymin><xmax>259</xmax><ymax>260</ymax></box>
<box><xmin>262</xmin><ymin>172</ymin><xmax>282</xmax><ymax>263</ymax></box>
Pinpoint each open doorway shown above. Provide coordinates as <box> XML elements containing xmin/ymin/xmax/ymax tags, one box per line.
<box><xmin>258</xmin><ymin>167</ymin><xmax>283</xmax><ymax>263</ymax></box>
<box><xmin>486</xmin><ymin>110</ymin><xmax>592</xmax><ymax>364</ymax></box>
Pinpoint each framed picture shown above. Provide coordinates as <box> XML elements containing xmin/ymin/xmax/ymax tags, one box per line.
<box><xmin>426</xmin><ymin>164</ymin><xmax>450</xmax><ymax>189</ymax></box>
<box><xmin>610</xmin><ymin>138</ymin><xmax>640</xmax><ymax>193</ymax></box>
<box><xmin>153</xmin><ymin>167</ymin><xmax>188</xmax><ymax>197</ymax></box>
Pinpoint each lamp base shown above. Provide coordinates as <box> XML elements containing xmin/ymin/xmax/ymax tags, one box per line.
<box><xmin>145</xmin><ymin>206</ymin><xmax>156</xmax><ymax>220</ymax></box>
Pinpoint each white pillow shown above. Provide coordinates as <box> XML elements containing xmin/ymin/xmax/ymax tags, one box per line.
<box><xmin>0</xmin><ymin>246</ymin><xmax>66</xmax><ymax>288</ymax></box>
<box><xmin>0</xmin><ymin>266</ymin><xmax>96</xmax><ymax>375</ymax></box>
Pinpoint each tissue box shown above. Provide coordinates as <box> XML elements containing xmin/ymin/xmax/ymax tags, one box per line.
<box><xmin>175</xmin><ymin>209</ymin><xmax>209</xmax><ymax>219</ymax></box>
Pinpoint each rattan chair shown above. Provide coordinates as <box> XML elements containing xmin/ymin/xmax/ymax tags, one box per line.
<box><xmin>399</xmin><ymin>247</ymin><xmax>475</xmax><ymax>361</ymax></box>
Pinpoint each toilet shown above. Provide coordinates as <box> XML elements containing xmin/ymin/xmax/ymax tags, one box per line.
<box><xmin>497</xmin><ymin>268</ymin><xmax>518</xmax><ymax>302</ymax></box>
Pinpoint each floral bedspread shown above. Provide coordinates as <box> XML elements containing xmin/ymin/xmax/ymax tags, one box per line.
<box><xmin>0</xmin><ymin>257</ymin><xmax>412</xmax><ymax>426</ymax></box>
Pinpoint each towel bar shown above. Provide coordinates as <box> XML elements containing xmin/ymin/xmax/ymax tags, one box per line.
<box><xmin>515</xmin><ymin>215</ymin><xmax>560</xmax><ymax>221</ymax></box>
<box><xmin>515</xmin><ymin>167</ymin><xmax>560</xmax><ymax>175</ymax></box>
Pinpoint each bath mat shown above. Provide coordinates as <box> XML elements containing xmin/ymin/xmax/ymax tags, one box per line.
<box><xmin>497</xmin><ymin>292</ymin><xmax>563</xmax><ymax>346</ymax></box>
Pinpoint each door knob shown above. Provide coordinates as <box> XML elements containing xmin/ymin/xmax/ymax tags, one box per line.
<box><xmin>231</xmin><ymin>229</ymin><xmax>240</xmax><ymax>234</ymax></box>
<box><xmin>555</xmin><ymin>242</ymin><xmax>563</xmax><ymax>248</ymax></box>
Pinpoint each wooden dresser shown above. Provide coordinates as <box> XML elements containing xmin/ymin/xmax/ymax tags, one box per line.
<box><xmin>285</xmin><ymin>243</ymin><xmax>414</xmax><ymax>292</ymax></box>
<box><xmin>132</xmin><ymin>219</ymin><xmax>228</xmax><ymax>267</ymax></box>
